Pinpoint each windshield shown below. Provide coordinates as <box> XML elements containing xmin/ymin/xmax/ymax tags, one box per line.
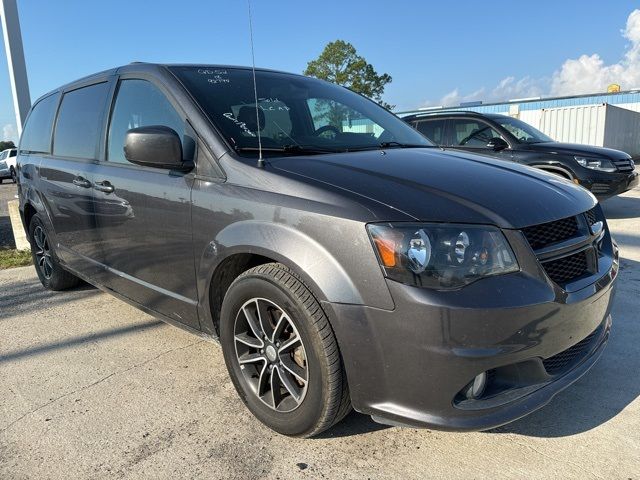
<box><xmin>170</xmin><ymin>66</ymin><xmax>432</xmax><ymax>156</ymax></box>
<box><xmin>495</xmin><ymin>116</ymin><xmax>554</xmax><ymax>144</ymax></box>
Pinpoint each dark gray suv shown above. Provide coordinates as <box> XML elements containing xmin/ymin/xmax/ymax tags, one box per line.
<box><xmin>17</xmin><ymin>63</ymin><xmax>617</xmax><ymax>437</ymax></box>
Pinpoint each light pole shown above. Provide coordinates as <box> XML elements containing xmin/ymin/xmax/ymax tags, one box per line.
<box><xmin>0</xmin><ymin>0</ymin><xmax>30</xmax><ymax>137</ymax></box>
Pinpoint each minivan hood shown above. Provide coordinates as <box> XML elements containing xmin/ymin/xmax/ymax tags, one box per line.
<box><xmin>525</xmin><ymin>141</ymin><xmax>631</xmax><ymax>160</ymax></box>
<box><xmin>270</xmin><ymin>148</ymin><xmax>596</xmax><ymax>229</ymax></box>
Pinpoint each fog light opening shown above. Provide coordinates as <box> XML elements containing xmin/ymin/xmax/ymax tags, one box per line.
<box><xmin>464</xmin><ymin>372</ymin><xmax>488</xmax><ymax>400</ymax></box>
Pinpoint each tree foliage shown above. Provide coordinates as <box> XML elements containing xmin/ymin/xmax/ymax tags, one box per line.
<box><xmin>0</xmin><ymin>140</ymin><xmax>15</xmax><ymax>151</ymax></box>
<box><xmin>304</xmin><ymin>40</ymin><xmax>393</xmax><ymax>110</ymax></box>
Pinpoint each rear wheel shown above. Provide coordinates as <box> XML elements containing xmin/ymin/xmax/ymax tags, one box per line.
<box><xmin>10</xmin><ymin>167</ymin><xmax>17</xmax><ymax>183</ymax></box>
<box><xmin>220</xmin><ymin>263</ymin><xmax>351</xmax><ymax>437</ymax></box>
<box><xmin>29</xmin><ymin>214</ymin><xmax>80</xmax><ymax>291</ymax></box>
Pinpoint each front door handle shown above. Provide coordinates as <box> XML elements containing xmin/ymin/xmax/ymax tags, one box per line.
<box><xmin>94</xmin><ymin>180</ymin><xmax>115</xmax><ymax>194</ymax></box>
<box><xmin>72</xmin><ymin>176</ymin><xmax>92</xmax><ymax>188</ymax></box>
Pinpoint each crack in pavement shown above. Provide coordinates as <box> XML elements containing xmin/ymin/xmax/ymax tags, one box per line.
<box><xmin>0</xmin><ymin>340</ymin><xmax>205</xmax><ymax>435</ymax></box>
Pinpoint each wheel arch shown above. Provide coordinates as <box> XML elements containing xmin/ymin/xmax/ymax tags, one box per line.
<box><xmin>196</xmin><ymin>221</ymin><xmax>363</xmax><ymax>337</ymax></box>
<box><xmin>530</xmin><ymin>163</ymin><xmax>575</xmax><ymax>180</ymax></box>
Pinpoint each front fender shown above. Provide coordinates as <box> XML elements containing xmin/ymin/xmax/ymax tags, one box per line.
<box><xmin>215</xmin><ymin>221</ymin><xmax>360</xmax><ymax>304</ymax></box>
<box><xmin>195</xmin><ymin>219</ymin><xmax>395</xmax><ymax>336</ymax></box>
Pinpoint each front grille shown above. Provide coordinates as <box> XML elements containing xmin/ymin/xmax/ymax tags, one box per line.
<box><xmin>543</xmin><ymin>328</ymin><xmax>599</xmax><ymax>375</ymax></box>
<box><xmin>522</xmin><ymin>216</ymin><xmax>578</xmax><ymax>250</ymax></box>
<box><xmin>541</xmin><ymin>250</ymin><xmax>589</xmax><ymax>284</ymax></box>
<box><xmin>612</xmin><ymin>158</ymin><xmax>635</xmax><ymax>172</ymax></box>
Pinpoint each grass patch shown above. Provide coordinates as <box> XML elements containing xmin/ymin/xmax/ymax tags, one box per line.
<box><xmin>0</xmin><ymin>248</ymin><xmax>32</xmax><ymax>269</ymax></box>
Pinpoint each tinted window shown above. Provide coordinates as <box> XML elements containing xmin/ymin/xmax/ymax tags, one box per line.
<box><xmin>20</xmin><ymin>93</ymin><xmax>60</xmax><ymax>154</ymax></box>
<box><xmin>416</xmin><ymin>119</ymin><xmax>446</xmax><ymax>144</ymax></box>
<box><xmin>449</xmin><ymin>119</ymin><xmax>504</xmax><ymax>148</ymax></box>
<box><xmin>495</xmin><ymin>117</ymin><xmax>553</xmax><ymax>144</ymax></box>
<box><xmin>9</xmin><ymin>150</ymin><xmax>16</xmax><ymax>157</ymax></box>
<box><xmin>54</xmin><ymin>83</ymin><xmax>110</xmax><ymax>158</ymax></box>
<box><xmin>108</xmin><ymin>79</ymin><xmax>185</xmax><ymax>164</ymax></box>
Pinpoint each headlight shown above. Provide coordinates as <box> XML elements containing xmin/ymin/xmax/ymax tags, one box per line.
<box><xmin>367</xmin><ymin>223</ymin><xmax>519</xmax><ymax>289</ymax></box>
<box><xmin>574</xmin><ymin>156</ymin><xmax>616</xmax><ymax>172</ymax></box>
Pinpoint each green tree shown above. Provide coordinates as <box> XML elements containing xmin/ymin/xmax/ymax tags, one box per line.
<box><xmin>0</xmin><ymin>140</ymin><xmax>15</xmax><ymax>151</ymax></box>
<box><xmin>304</xmin><ymin>40</ymin><xmax>394</xmax><ymax>110</ymax></box>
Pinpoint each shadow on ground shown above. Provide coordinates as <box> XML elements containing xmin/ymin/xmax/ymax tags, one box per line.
<box><xmin>0</xmin><ymin>319</ymin><xmax>165</xmax><ymax>363</ymax></box>
<box><xmin>0</xmin><ymin>216</ymin><xmax>16</xmax><ymax>248</ymax></box>
<box><xmin>0</xmin><ymin>276</ymin><xmax>99</xmax><ymax>320</ymax></box>
<box><xmin>315</xmin><ymin>412</ymin><xmax>390</xmax><ymax>438</ymax></box>
<box><xmin>601</xmin><ymin>193</ymin><xmax>640</xmax><ymax>219</ymax></box>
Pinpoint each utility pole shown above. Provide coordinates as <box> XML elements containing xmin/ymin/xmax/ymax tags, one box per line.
<box><xmin>0</xmin><ymin>0</ymin><xmax>30</xmax><ymax>137</ymax></box>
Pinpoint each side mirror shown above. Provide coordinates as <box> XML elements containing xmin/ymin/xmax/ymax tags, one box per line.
<box><xmin>486</xmin><ymin>137</ymin><xmax>509</xmax><ymax>151</ymax></box>
<box><xmin>124</xmin><ymin>125</ymin><xmax>189</xmax><ymax>170</ymax></box>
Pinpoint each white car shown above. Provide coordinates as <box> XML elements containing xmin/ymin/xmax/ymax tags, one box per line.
<box><xmin>0</xmin><ymin>148</ymin><xmax>17</xmax><ymax>183</ymax></box>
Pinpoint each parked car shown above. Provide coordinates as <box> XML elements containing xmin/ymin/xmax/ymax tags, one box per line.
<box><xmin>403</xmin><ymin>111</ymin><xmax>638</xmax><ymax>199</ymax></box>
<box><xmin>18</xmin><ymin>64</ymin><xmax>617</xmax><ymax>437</ymax></box>
<box><xmin>0</xmin><ymin>148</ymin><xmax>17</xmax><ymax>183</ymax></box>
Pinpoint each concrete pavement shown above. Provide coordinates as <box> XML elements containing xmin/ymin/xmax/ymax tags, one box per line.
<box><xmin>1</xmin><ymin>188</ymin><xmax>639</xmax><ymax>479</ymax></box>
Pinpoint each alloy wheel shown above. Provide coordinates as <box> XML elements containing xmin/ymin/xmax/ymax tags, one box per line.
<box><xmin>233</xmin><ymin>297</ymin><xmax>309</xmax><ymax>412</ymax></box>
<box><xmin>33</xmin><ymin>225</ymin><xmax>53</xmax><ymax>279</ymax></box>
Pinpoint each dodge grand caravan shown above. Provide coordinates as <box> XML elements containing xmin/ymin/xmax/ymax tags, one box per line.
<box><xmin>17</xmin><ymin>63</ymin><xmax>617</xmax><ymax>437</ymax></box>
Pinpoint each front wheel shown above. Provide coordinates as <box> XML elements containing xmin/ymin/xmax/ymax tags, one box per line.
<box><xmin>220</xmin><ymin>263</ymin><xmax>351</xmax><ymax>437</ymax></box>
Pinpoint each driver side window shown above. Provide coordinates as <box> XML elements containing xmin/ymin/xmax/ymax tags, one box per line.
<box><xmin>108</xmin><ymin>79</ymin><xmax>185</xmax><ymax>164</ymax></box>
<box><xmin>449</xmin><ymin>119</ymin><xmax>503</xmax><ymax>148</ymax></box>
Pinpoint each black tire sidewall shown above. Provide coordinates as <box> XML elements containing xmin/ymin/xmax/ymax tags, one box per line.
<box><xmin>220</xmin><ymin>273</ymin><xmax>329</xmax><ymax>436</ymax></box>
<box><xmin>28</xmin><ymin>214</ymin><xmax>69</xmax><ymax>290</ymax></box>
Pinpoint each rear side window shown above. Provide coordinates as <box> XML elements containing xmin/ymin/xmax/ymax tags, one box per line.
<box><xmin>416</xmin><ymin>119</ymin><xmax>446</xmax><ymax>144</ymax></box>
<box><xmin>54</xmin><ymin>82</ymin><xmax>110</xmax><ymax>159</ymax></box>
<box><xmin>449</xmin><ymin>119</ymin><xmax>504</xmax><ymax>148</ymax></box>
<box><xmin>9</xmin><ymin>150</ymin><xmax>16</xmax><ymax>157</ymax></box>
<box><xmin>20</xmin><ymin>93</ymin><xmax>60</xmax><ymax>154</ymax></box>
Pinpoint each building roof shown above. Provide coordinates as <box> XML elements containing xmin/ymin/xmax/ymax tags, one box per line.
<box><xmin>397</xmin><ymin>89</ymin><xmax>640</xmax><ymax>117</ymax></box>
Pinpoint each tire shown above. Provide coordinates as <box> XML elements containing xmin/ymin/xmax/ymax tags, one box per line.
<box><xmin>10</xmin><ymin>168</ymin><xmax>16</xmax><ymax>183</ymax></box>
<box><xmin>29</xmin><ymin>214</ymin><xmax>81</xmax><ymax>291</ymax></box>
<box><xmin>220</xmin><ymin>262</ymin><xmax>351</xmax><ymax>437</ymax></box>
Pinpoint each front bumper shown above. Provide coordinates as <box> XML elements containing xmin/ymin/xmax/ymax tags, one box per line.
<box><xmin>579</xmin><ymin>170</ymin><xmax>638</xmax><ymax>198</ymax></box>
<box><xmin>326</xmin><ymin>262</ymin><xmax>617</xmax><ymax>431</ymax></box>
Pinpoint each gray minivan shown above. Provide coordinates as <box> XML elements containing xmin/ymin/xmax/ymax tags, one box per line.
<box><xmin>17</xmin><ymin>63</ymin><xmax>617</xmax><ymax>437</ymax></box>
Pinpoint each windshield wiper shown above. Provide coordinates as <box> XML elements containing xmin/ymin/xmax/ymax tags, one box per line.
<box><xmin>345</xmin><ymin>142</ymin><xmax>438</xmax><ymax>152</ymax></box>
<box><xmin>378</xmin><ymin>141</ymin><xmax>438</xmax><ymax>149</ymax></box>
<box><xmin>234</xmin><ymin>144</ymin><xmax>341</xmax><ymax>155</ymax></box>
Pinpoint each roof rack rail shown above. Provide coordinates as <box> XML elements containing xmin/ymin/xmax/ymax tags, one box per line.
<box><xmin>405</xmin><ymin>110</ymin><xmax>486</xmax><ymax>118</ymax></box>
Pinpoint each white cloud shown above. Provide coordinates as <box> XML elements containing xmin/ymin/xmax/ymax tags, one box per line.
<box><xmin>551</xmin><ymin>9</ymin><xmax>640</xmax><ymax>95</ymax></box>
<box><xmin>422</xmin><ymin>9</ymin><xmax>640</xmax><ymax>108</ymax></box>
<box><xmin>2</xmin><ymin>123</ymin><xmax>17</xmax><ymax>144</ymax></box>
<box><xmin>426</xmin><ymin>76</ymin><xmax>545</xmax><ymax>108</ymax></box>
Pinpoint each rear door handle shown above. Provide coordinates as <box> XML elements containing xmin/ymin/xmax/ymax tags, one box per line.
<box><xmin>72</xmin><ymin>176</ymin><xmax>92</xmax><ymax>188</ymax></box>
<box><xmin>94</xmin><ymin>180</ymin><xmax>115</xmax><ymax>194</ymax></box>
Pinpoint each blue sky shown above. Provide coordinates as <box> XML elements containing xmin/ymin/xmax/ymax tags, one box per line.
<box><xmin>0</xmin><ymin>0</ymin><xmax>639</xmax><ymax>142</ymax></box>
